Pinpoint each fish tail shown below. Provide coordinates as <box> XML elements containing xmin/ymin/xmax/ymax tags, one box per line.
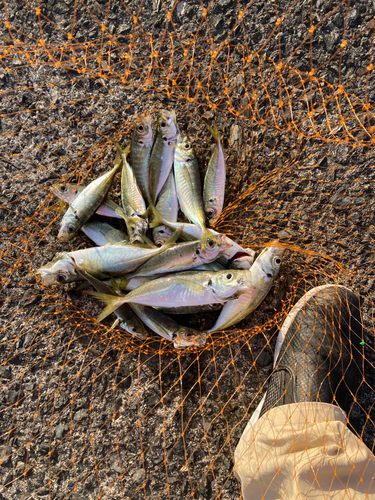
<box><xmin>208</xmin><ymin>122</ymin><xmax>220</xmax><ymax>143</ymax></box>
<box><xmin>141</xmin><ymin>233</ymin><xmax>157</xmax><ymax>248</ymax></box>
<box><xmin>164</xmin><ymin>225</ymin><xmax>184</xmax><ymax>244</ymax></box>
<box><xmin>147</xmin><ymin>204</ymin><xmax>168</xmax><ymax>229</ymax></box>
<box><xmin>86</xmin><ymin>291</ymin><xmax>127</xmax><ymax>322</ymax></box>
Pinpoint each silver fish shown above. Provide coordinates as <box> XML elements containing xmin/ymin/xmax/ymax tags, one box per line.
<box><xmin>58</xmin><ymin>159</ymin><xmax>121</xmax><ymax>241</ymax></box>
<box><xmin>173</xmin><ymin>135</ymin><xmax>206</xmax><ymax>232</ymax></box>
<box><xmin>81</xmin><ymin>221</ymin><xmax>129</xmax><ymax>246</ymax></box>
<box><xmin>37</xmin><ymin>242</ymin><xmax>172</xmax><ymax>285</ymax></box>
<box><xmin>207</xmin><ymin>246</ymin><xmax>284</xmax><ymax>332</ymax></box>
<box><xmin>203</xmin><ymin>123</ymin><xmax>226</xmax><ymax>225</ymax></box>
<box><xmin>130</xmin><ymin>114</ymin><xmax>153</xmax><ymax>203</ymax></box>
<box><xmin>50</xmin><ymin>183</ymin><xmax>128</xmax><ymax>221</ymax></box>
<box><xmin>129</xmin><ymin>233</ymin><xmax>231</xmax><ymax>278</ymax></box>
<box><xmin>130</xmin><ymin>304</ymin><xmax>206</xmax><ymax>348</ymax></box>
<box><xmin>149</xmin><ymin>109</ymin><xmax>179</xmax><ymax>202</ymax></box>
<box><xmin>116</xmin><ymin>143</ymin><xmax>148</xmax><ymax>244</ymax></box>
<box><xmin>88</xmin><ymin>269</ymin><xmax>252</xmax><ymax>322</ymax></box>
<box><xmin>152</xmin><ymin>170</ymin><xmax>179</xmax><ymax>247</ymax></box>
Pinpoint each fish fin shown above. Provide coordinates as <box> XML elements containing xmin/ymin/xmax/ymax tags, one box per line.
<box><xmin>141</xmin><ymin>233</ymin><xmax>157</xmax><ymax>248</ymax></box>
<box><xmin>119</xmin><ymin>278</ymin><xmax>129</xmax><ymax>292</ymax></box>
<box><xmin>164</xmin><ymin>225</ymin><xmax>184</xmax><ymax>244</ymax></box>
<box><xmin>114</xmin><ymin>148</ymin><xmax>122</xmax><ymax>168</ymax></box>
<box><xmin>86</xmin><ymin>291</ymin><xmax>126</xmax><ymax>322</ymax></box>
<box><xmin>110</xmin><ymin>203</ymin><xmax>129</xmax><ymax>222</ymax></box>
<box><xmin>142</xmin><ymin>206</ymin><xmax>153</xmax><ymax>218</ymax></box>
<box><xmin>72</xmin><ymin>262</ymin><xmax>113</xmax><ymax>294</ymax></box>
<box><xmin>110</xmin><ymin>277</ymin><xmax>122</xmax><ymax>295</ymax></box>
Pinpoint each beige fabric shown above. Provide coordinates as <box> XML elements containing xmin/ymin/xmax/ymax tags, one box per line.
<box><xmin>234</xmin><ymin>402</ymin><xmax>375</xmax><ymax>499</ymax></box>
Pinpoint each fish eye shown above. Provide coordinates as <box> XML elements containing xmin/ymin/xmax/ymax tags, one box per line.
<box><xmin>275</xmin><ymin>257</ymin><xmax>281</xmax><ymax>265</ymax></box>
<box><xmin>57</xmin><ymin>274</ymin><xmax>65</xmax><ymax>283</ymax></box>
<box><xmin>160</xmin><ymin>121</ymin><xmax>167</xmax><ymax>128</ymax></box>
<box><xmin>157</xmin><ymin>243</ymin><xmax>162</xmax><ymax>247</ymax></box>
<box><xmin>132</xmin><ymin>327</ymin><xmax>138</xmax><ymax>332</ymax></box>
<box><xmin>184</xmin><ymin>143</ymin><xmax>190</xmax><ymax>149</ymax></box>
<box><xmin>196</xmin><ymin>249</ymin><xmax>200</xmax><ymax>255</ymax></box>
<box><xmin>138</xmin><ymin>125</ymin><xmax>144</xmax><ymax>132</ymax></box>
<box><xmin>68</xmin><ymin>225</ymin><xmax>75</xmax><ymax>233</ymax></box>
<box><xmin>226</xmin><ymin>273</ymin><xmax>232</xmax><ymax>279</ymax></box>
<box><xmin>60</xmin><ymin>186</ymin><xmax>66</xmax><ymax>191</ymax></box>
<box><xmin>207</xmin><ymin>239</ymin><xmax>214</xmax><ymax>247</ymax></box>
<box><xmin>267</xmin><ymin>272</ymin><xmax>273</xmax><ymax>278</ymax></box>
<box><xmin>207</xmin><ymin>210</ymin><xmax>214</xmax><ymax>218</ymax></box>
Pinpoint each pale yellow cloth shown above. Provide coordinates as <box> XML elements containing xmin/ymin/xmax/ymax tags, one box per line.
<box><xmin>235</xmin><ymin>402</ymin><xmax>375</xmax><ymax>499</ymax></box>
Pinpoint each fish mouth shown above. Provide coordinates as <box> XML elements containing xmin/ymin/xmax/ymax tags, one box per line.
<box><xmin>36</xmin><ymin>268</ymin><xmax>56</xmax><ymax>286</ymax></box>
<box><xmin>229</xmin><ymin>251</ymin><xmax>251</xmax><ymax>262</ymax></box>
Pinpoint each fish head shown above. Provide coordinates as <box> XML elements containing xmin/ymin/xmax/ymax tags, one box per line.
<box><xmin>211</xmin><ymin>270</ymin><xmax>250</xmax><ymax>300</ymax></box>
<box><xmin>158</xmin><ymin>109</ymin><xmax>178</xmax><ymax>140</ymax></box>
<box><xmin>36</xmin><ymin>253</ymin><xmax>78</xmax><ymax>286</ymax></box>
<box><xmin>173</xmin><ymin>135</ymin><xmax>195</xmax><ymax>163</ymax></box>
<box><xmin>256</xmin><ymin>246</ymin><xmax>284</xmax><ymax>280</ymax></box>
<box><xmin>119</xmin><ymin>320</ymin><xmax>148</xmax><ymax>340</ymax></box>
<box><xmin>127</xmin><ymin>216</ymin><xmax>148</xmax><ymax>244</ymax></box>
<box><xmin>200</xmin><ymin>231</ymin><xmax>231</xmax><ymax>261</ymax></box>
<box><xmin>205</xmin><ymin>197</ymin><xmax>221</xmax><ymax>225</ymax></box>
<box><xmin>58</xmin><ymin>210</ymin><xmax>80</xmax><ymax>241</ymax></box>
<box><xmin>133</xmin><ymin>115</ymin><xmax>153</xmax><ymax>146</ymax></box>
<box><xmin>173</xmin><ymin>329</ymin><xmax>207</xmax><ymax>349</ymax></box>
<box><xmin>50</xmin><ymin>183</ymin><xmax>79</xmax><ymax>202</ymax></box>
<box><xmin>152</xmin><ymin>225</ymin><xmax>174</xmax><ymax>247</ymax></box>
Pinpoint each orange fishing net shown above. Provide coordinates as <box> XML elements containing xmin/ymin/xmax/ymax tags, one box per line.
<box><xmin>1</xmin><ymin>1</ymin><xmax>375</xmax><ymax>498</ymax></box>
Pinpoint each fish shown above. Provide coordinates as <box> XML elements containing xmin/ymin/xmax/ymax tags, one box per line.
<box><xmin>130</xmin><ymin>304</ymin><xmax>206</xmax><ymax>348</ymax></box>
<box><xmin>207</xmin><ymin>246</ymin><xmax>284</xmax><ymax>332</ymax></box>
<box><xmin>173</xmin><ymin>135</ymin><xmax>206</xmax><ymax>232</ymax></box>
<box><xmin>116</xmin><ymin>143</ymin><xmax>148</xmax><ymax>244</ymax></box>
<box><xmin>36</xmin><ymin>241</ymin><xmax>174</xmax><ymax>285</ymax></box>
<box><xmin>81</xmin><ymin>221</ymin><xmax>129</xmax><ymax>246</ymax></box>
<box><xmin>203</xmin><ymin>123</ymin><xmax>226</xmax><ymax>225</ymax></box>
<box><xmin>74</xmin><ymin>266</ymin><xmax>148</xmax><ymax>340</ymax></box>
<box><xmin>152</xmin><ymin>170</ymin><xmax>179</xmax><ymax>247</ymax></box>
<box><xmin>58</xmin><ymin>158</ymin><xmax>121</xmax><ymax>241</ymax></box>
<box><xmin>128</xmin><ymin>233</ymin><xmax>231</xmax><ymax>278</ymax></box>
<box><xmin>87</xmin><ymin>269</ymin><xmax>252</xmax><ymax>322</ymax></box>
<box><xmin>149</xmin><ymin>109</ymin><xmax>179</xmax><ymax>202</ymax></box>
<box><xmin>149</xmin><ymin>207</ymin><xmax>255</xmax><ymax>264</ymax></box>
<box><xmin>50</xmin><ymin>183</ymin><xmax>128</xmax><ymax>221</ymax></box>
<box><xmin>130</xmin><ymin>114</ymin><xmax>153</xmax><ymax>203</ymax></box>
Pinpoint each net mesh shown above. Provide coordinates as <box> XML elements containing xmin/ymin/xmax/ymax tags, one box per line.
<box><xmin>1</xmin><ymin>0</ymin><xmax>375</xmax><ymax>498</ymax></box>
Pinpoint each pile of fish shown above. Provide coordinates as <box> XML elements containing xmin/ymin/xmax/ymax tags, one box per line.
<box><xmin>37</xmin><ymin>109</ymin><xmax>284</xmax><ymax>348</ymax></box>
